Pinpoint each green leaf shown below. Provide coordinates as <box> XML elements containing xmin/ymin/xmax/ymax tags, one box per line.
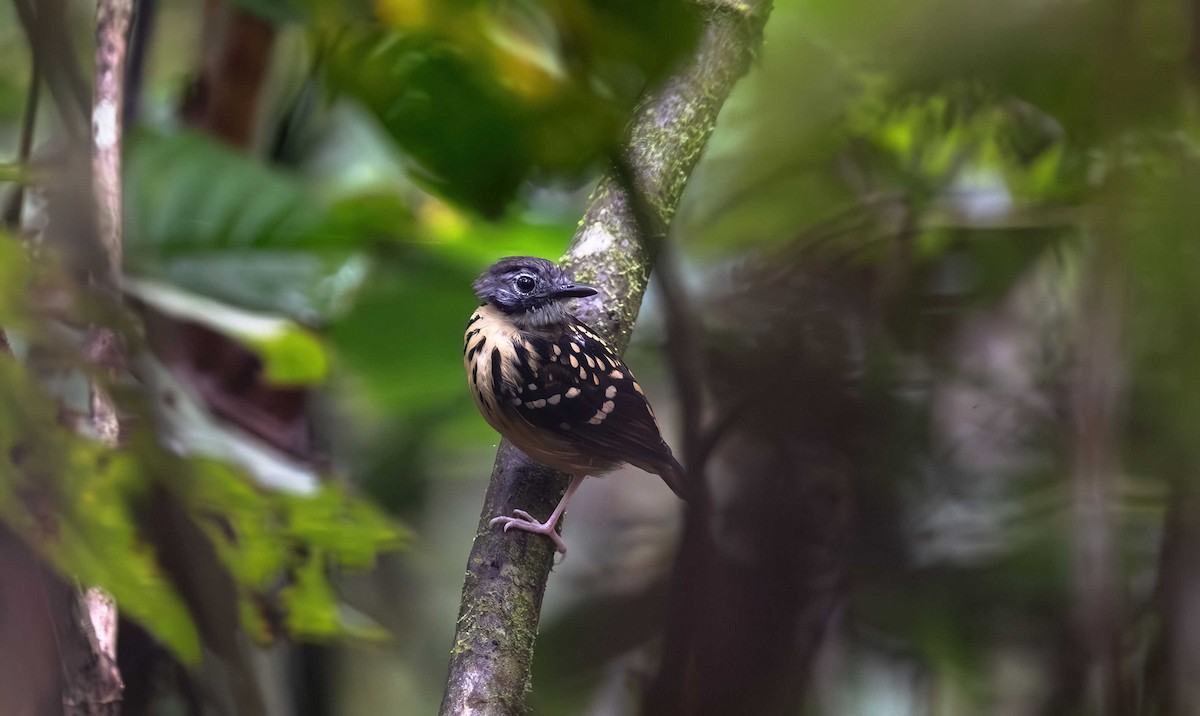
<box><xmin>245</xmin><ymin>324</ymin><xmax>331</xmax><ymax>385</ymax></box>
<box><xmin>126</xmin><ymin>132</ymin><xmax>322</xmax><ymax>252</ymax></box>
<box><xmin>126</xmin><ymin>278</ymin><xmax>331</xmax><ymax>386</ymax></box>
<box><xmin>176</xmin><ymin>460</ymin><xmax>291</xmax><ymax>590</ymax></box>
<box><xmin>282</xmin><ymin>485</ymin><xmax>411</xmax><ymax>568</ymax></box>
<box><xmin>169</xmin><ymin>459</ymin><xmax>407</xmax><ymax>644</ymax></box>
<box><xmin>0</xmin><ymin>362</ymin><xmax>202</xmax><ymax>664</ymax></box>
<box><xmin>276</xmin><ymin>487</ymin><xmax>407</xmax><ymax>640</ymax></box>
<box><xmin>283</xmin><ymin>550</ymin><xmax>340</xmax><ymax>637</ymax></box>
<box><xmin>323</xmin><ymin>0</ymin><xmax>699</xmax><ymax>215</ymax></box>
<box><xmin>325</xmin><ymin>31</ymin><xmax>531</xmax><ymax>217</ymax></box>
<box><xmin>124</xmin><ymin>131</ymin><xmax>407</xmax><ymax>321</ymax></box>
<box><xmin>54</xmin><ymin>451</ymin><xmax>203</xmax><ymax>664</ymax></box>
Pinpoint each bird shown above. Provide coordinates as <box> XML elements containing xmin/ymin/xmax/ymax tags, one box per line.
<box><xmin>464</xmin><ymin>256</ymin><xmax>687</xmax><ymax>555</ymax></box>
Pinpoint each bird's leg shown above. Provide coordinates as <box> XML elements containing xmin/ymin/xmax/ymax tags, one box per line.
<box><xmin>490</xmin><ymin>474</ymin><xmax>586</xmax><ymax>556</ymax></box>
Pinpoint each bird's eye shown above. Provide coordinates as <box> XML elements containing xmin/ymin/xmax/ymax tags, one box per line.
<box><xmin>515</xmin><ymin>275</ymin><xmax>536</xmax><ymax>294</ymax></box>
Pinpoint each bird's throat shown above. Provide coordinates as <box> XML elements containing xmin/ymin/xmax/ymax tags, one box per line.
<box><xmin>509</xmin><ymin>301</ymin><xmax>570</xmax><ymax>332</ymax></box>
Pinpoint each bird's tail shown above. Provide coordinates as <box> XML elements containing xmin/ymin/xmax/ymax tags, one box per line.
<box><xmin>656</xmin><ymin>455</ymin><xmax>689</xmax><ymax>502</ymax></box>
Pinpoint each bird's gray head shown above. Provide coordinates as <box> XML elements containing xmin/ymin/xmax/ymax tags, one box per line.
<box><xmin>473</xmin><ymin>257</ymin><xmax>597</xmax><ymax>328</ymax></box>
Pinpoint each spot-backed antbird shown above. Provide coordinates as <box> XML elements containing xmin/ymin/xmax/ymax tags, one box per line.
<box><xmin>464</xmin><ymin>257</ymin><xmax>687</xmax><ymax>555</ymax></box>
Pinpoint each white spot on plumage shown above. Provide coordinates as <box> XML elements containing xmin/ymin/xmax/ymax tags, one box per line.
<box><xmin>467</xmin><ymin>297</ymin><xmax>661</xmax><ymax>478</ymax></box>
<box><xmin>602</xmin><ymin>400</ymin><xmax>615</xmax><ymax>414</ymax></box>
<box><xmin>610</xmin><ymin>370</ymin><xmax>624</xmax><ymax>380</ymax></box>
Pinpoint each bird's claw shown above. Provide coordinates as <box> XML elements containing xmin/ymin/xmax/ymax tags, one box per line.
<box><xmin>489</xmin><ymin>512</ymin><xmax>568</xmax><ymax>556</ymax></box>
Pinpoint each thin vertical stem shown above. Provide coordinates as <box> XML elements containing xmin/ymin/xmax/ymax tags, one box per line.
<box><xmin>1070</xmin><ymin>230</ymin><xmax>1128</xmax><ymax>716</ymax></box>
<box><xmin>60</xmin><ymin>1</ymin><xmax>135</xmax><ymax>713</ymax></box>
<box><xmin>2</xmin><ymin>55</ymin><xmax>39</xmax><ymax>230</ymax></box>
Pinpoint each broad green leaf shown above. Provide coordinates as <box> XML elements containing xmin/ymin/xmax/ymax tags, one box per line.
<box><xmin>126</xmin><ymin>278</ymin><xmax>330</xmax><ymax>386</ymax></box>
<box><xmin>124</xmin><ymin>131</ymin><xmax>409</xmax><ymax>321</ymax></box>
<box><xmin>248</xmin><ymin>328</ymin><xmax>330</xmax><ymax>384</ymax></box>
<box><xmin>324</xmin><ymin>0</ymin><xmax>698</xmax><ymax>215</ymax></box>
<box><xmin>325</xmin><ymin>31</ymin><xmax>531</xmax><ymax>216</ymax></box>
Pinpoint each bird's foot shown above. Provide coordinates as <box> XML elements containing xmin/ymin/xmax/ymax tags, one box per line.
<box><xmin>489</xmin><ymin>509</ymin><xmax>567</xmax><ymax>556</ymax></box>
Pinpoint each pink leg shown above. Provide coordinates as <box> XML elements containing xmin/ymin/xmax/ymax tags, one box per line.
<box><xmin>490</xmin><ymin>474</ymin><xmax>586</xmax><ymax>556</ymax></box>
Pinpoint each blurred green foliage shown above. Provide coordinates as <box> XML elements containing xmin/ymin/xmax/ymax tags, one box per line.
<box><xmin>0</xmin><ymin>355</ymin><xmax>202</xmax><ymax>661</ymax></box>
<box><xmin>4</xmin><ymin>0</ymin><xmax>1200</xmax><ymax>711</ymax></box>
<box><xmin>124</xmin><ymin>130</ymin><xmax>405</xmax><ymax>322</ymax></box>
<box><xmin>0</xmin><ymin>244</ymin><xmax>407</xmax><ymax>661</ymax></box>
<box><xmin>322</xmin><ymin>0</ymin><xmax>698</xmax><ymax>214</ymax></box>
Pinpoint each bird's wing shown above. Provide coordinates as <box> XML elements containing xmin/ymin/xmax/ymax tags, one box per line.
<box><xmin>507</xmin><ymin>320</ymin><xmax>679</xmax><ymax>480</ymax></box>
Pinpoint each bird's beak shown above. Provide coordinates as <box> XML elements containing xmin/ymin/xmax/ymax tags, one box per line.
<box><xmin>550</xmin><ymin>282</ymin><xmax>599</xmax><ymax>299</ymax></box>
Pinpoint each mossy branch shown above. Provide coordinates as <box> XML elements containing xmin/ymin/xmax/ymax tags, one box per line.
<box><xmin>439</xmin><ymin>3</ymin><xmax>772</xmax><ymax>714</ymax></box>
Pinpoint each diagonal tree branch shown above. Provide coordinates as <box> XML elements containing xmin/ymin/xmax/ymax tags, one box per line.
<box><xmin>439</xmin><ymin>2</ymin><xmax>772</xmax><ymax>714</ymax></box>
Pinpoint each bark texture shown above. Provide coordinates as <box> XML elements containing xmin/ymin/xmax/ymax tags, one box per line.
<box><xmin>439</xmin><ymin>3</ymin><xmax>772</xmax><ymax>714</ymax></box>
<box><xmin>61</xmin><ymin>1</ymin><xmax>135</xmax><ymax>713</ymax></box>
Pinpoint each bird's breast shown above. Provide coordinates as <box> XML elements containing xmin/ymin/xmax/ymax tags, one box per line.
<box><xmin>464</xmin><ymin>305</ymin><xmax>609</xmax><ymax>474</ymax></box>
<box><xmin>466</xmin><ymin>305</ymin><xmax>524</xmax><ymax>425</ymax></box>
